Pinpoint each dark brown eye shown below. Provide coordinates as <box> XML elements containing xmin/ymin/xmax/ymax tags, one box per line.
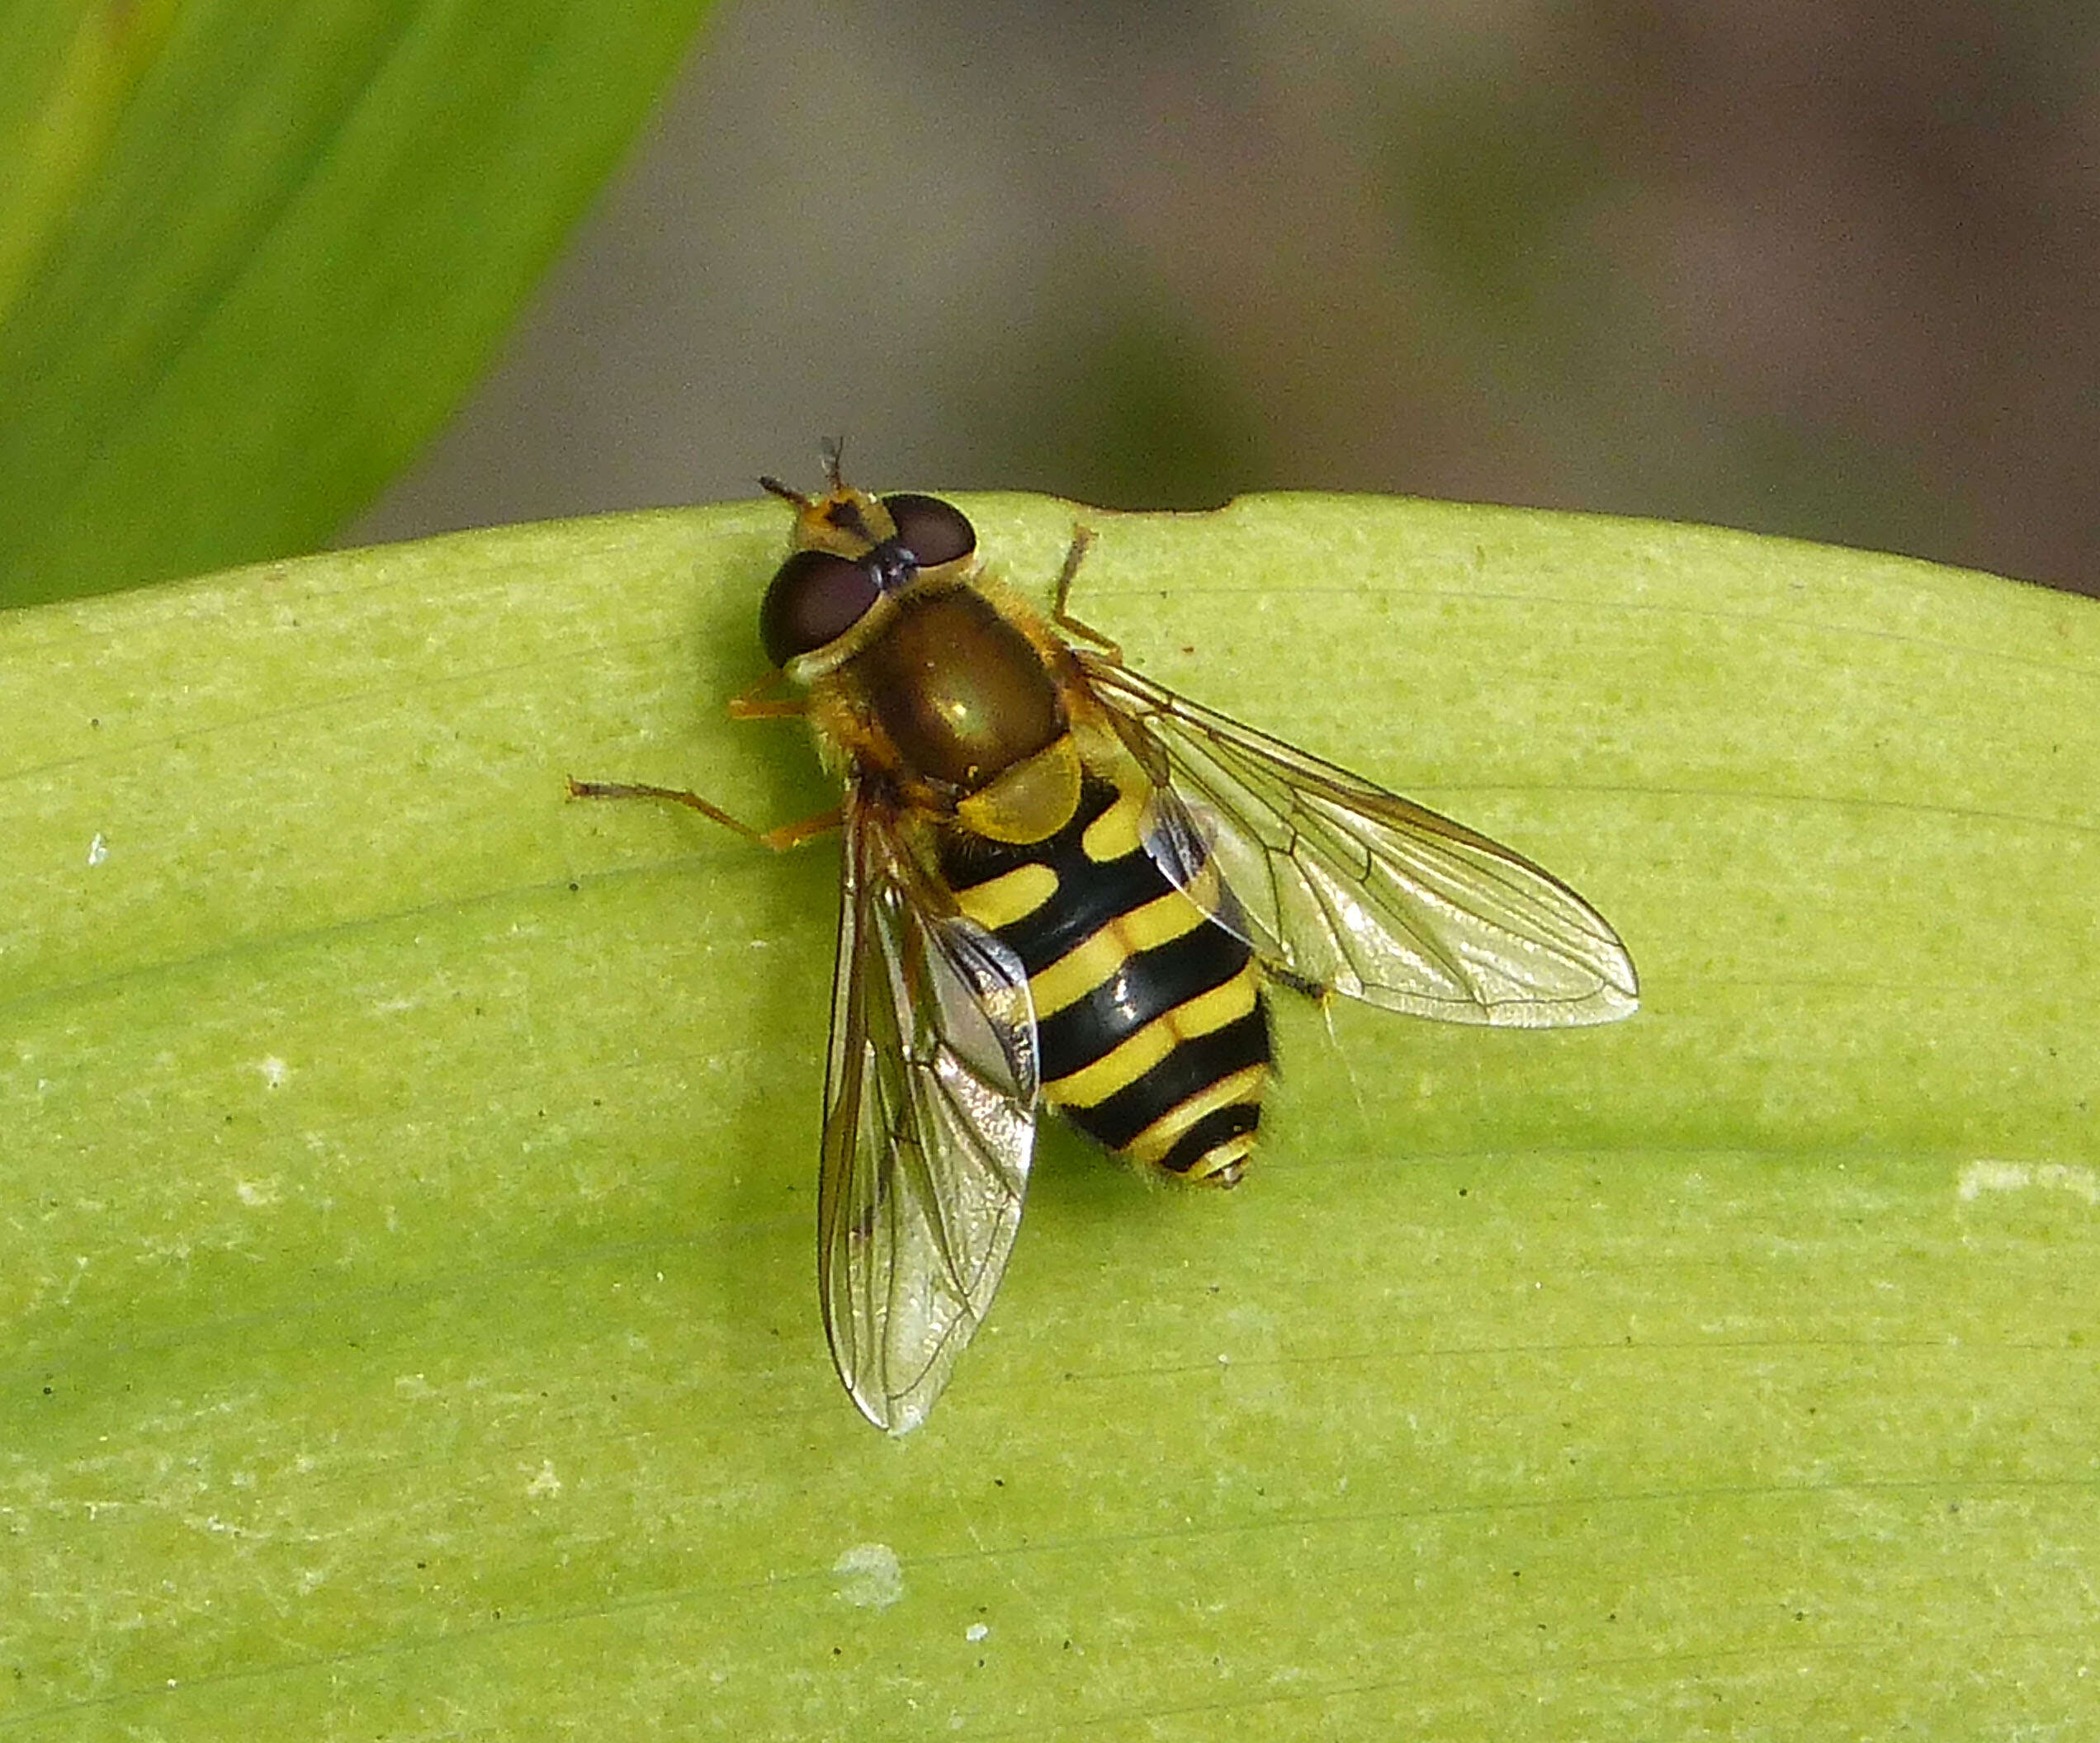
<box><xmin>760</xmin><ymin>548</ymin><xmax>878</xmax><ymax>665</ymax></box>
<box><xmin>881</xmin><ymin>494</ymin><xmax>976</xmax><ymax>567</ymax></box>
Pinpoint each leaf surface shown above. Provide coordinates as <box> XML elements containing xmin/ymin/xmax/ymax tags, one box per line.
<box><xmin>3</xmin><ymin>494</ymin><xmax>2095</xmax><ymax>1736</ymax></box>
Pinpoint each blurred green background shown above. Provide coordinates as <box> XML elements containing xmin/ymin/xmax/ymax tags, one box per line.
<box><xmin>356</xmin><ymin>0</ymin><xmax>2100</xmax><ymax>594</ymax></box>
<box><xmin>5</xmin><ymin>0</ymin><xmax>2097</xmax><ymax>606</ymax></box>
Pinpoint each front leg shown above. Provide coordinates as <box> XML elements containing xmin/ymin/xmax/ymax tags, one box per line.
<box><xmin>565</xmin><ymin>778</ymin><xmax>841</xmax><ymax>852</ymax></box>
<box><xmin>1048</xmin><ymin>525</ymin><xmax>1123</xmax><ymax>664</ymax></box>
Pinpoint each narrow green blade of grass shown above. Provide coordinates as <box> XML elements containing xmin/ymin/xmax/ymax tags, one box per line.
<box><xmin>0</xmin><ymin>0</ymin><xmax>715</xmax><ymax>608</ymax></box>
<box><xmin>3</xmin><ymin>495</ymin><xmax>2096</xmax><ymax>1737</ymax></box>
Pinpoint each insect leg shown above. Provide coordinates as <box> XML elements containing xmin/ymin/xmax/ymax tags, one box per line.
<box><xmin>726</xmin><ymin>670</ymin><xmax>807</xmax><ymax>720</ymax></box>
<box><xmin>1048</xmin><ymin>524</ymin><xmax>1123</xmax><ymax>663</ymax></box>
<box><xmin>565</xmin><ymin>777</ymin><xmax>841</xmax><ymax>852</ymax></box>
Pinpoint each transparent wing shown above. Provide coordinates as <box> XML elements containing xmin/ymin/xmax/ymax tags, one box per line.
<box><xmin>816</xmin><ymin>789</ymin><xmax>1039</xmax><ymax>1434</ymax></box>
<box><xmin>1079</xmin><ymin>651</ymin><xmax>1638</xmax><ymax>1027</ymax></box>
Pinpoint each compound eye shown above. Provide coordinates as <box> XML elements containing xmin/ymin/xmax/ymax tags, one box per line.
<box><xmin>880</xmin><ymin>493</ymin><xmax>976</xmax><ymax>568</ymax></box>
<box><xmin>759</xmin><ymin>548</ymin><xmax>878</xmax><ymax>665</ymax></box>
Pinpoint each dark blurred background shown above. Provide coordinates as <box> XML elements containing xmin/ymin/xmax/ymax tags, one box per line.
<box><xmin>351</xmin><ymin>0</ymin><xmax>2100</xmax><ymax>598</ymax></box>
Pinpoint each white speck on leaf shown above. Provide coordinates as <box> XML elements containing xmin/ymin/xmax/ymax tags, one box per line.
<box><xmin>86</xmin><ymin>833</ymin><xmax>108</xmax><ymax>867</ymax></box>
<box><xmin>1958</xmin><ymin>1160</ymin><xmax>2098</xmax><ymax>1205</ymax></box>
<box><xmin>833</xmin><ymin>1542</ymin><xmax>904</xmax><ymax>1609</ymax></box>
<box><xmin>525</xmin><ymin>1460</ymin><xmax>562</xmax><ymax>1499</ymax></box>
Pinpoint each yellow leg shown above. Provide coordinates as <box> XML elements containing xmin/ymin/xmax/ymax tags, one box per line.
<box><xmin>726</xmin><ymin>670</ymin><xmax>806</xmax><ymax>720</ymax></box>
<box><xmin>1048</xmin><ymin>524</ymin><xmax>1123</xmax><ymax>662</ymax></box>
<box><xmin>565</xmin><ymin>779</ymin><xmax>840</xmax><ymax>853</ymax></box>
<box><xmin>570</xmin><ymin>663</ymin><xmax>824</xmax><ymax>846</ymax></box>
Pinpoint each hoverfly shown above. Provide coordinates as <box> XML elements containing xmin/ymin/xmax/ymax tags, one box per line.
<box><xmin>570</xmin><ymin>456</ymin><xmax>1637</xmax><ymax>1434</ymax></box>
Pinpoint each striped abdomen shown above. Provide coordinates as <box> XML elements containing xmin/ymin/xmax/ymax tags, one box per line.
<box><xmin>940</xmin><ymin>773</ymin><xmax>1270</xmax><ymax>1185</ymax></box>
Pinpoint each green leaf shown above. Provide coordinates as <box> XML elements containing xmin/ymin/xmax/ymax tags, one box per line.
<box><xmin>4</xmin><ymin>495</ymin><xmax>2095</xmax><ymax>1736</ymax></box>
<box><xmin>0</xmin><ymin>0</ymin><xmax>716</xmax><ymax>609</ymax></box>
